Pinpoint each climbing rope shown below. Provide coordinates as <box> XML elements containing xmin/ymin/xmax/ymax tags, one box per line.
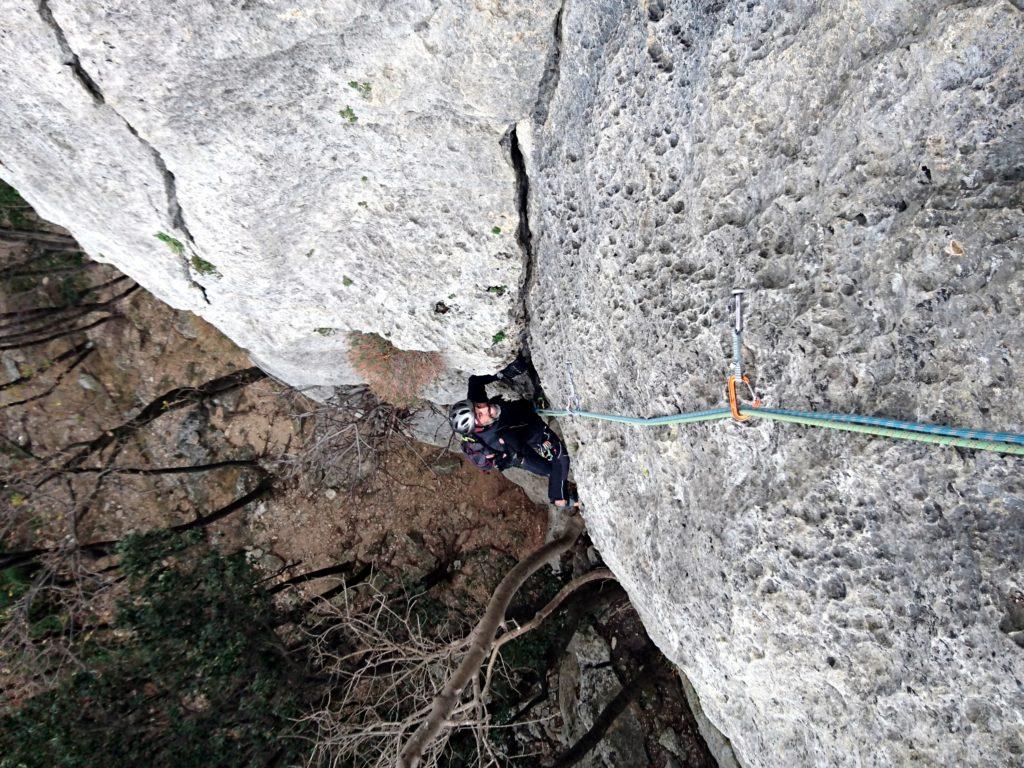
<box><xmin>539</xmin><ymin>406</ymin><xmax>732</xmax><ymax>427</ymax></box>
<box><xmin>538</xmin><ymin>291</ymin><xmax>1024</xmax><ymax>457</ymax></box>
<box><xmin>537</xmin><ymin>405</ymin><xmax>1024</xmax><ymax>455</ymax></box>
<box><xmin>749</xmin><ymin>407</ymin><xmax>1024</xmax><ymax>446</ymax></box>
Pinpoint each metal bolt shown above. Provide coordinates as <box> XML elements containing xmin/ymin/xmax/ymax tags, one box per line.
<box><xmin>731</xmin><ymin>288</ymin><xmax>744</xmax><ymax>333</ymax></box>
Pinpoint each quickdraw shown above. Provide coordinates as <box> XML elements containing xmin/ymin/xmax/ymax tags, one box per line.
<box><xmin>539</xmin><ymin>289</ymin><xmax>1024</xmax><ymax>457</ymax></box>
<box><xmin>727</xmin><ymin>289</ymin><xmax>762</xmax><ymax>421</ymax></box>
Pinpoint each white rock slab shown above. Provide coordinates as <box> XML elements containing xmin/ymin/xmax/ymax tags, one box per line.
<box><xmin>0</xmin><ymin>0</ymin><xmax>561</xmax><ymax>392</ymax></box>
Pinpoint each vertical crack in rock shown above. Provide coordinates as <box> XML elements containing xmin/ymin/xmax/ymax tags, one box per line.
<box><xmin>501</xmin><ymin>124</ymin><xmax>537</xmax><ymax>359</ymax></box>
<box><xmin>158</xmin><ymin>166</ymin><xmax>209</xmax><ymax>304</ymax></box>
<box><xmin>507</xmin><ymin>0</ymin><xmax>563</xmax><ymax>366</ymax></box>
<box><xmin>506</xmin><ymin>126</ymin><xmax>533</xmax><ymax>263</ymax></box>
<box><xmin>532</xmin><ymin>4</ymin><xmax>565</xmax><ymax>126</ymax></box>
<box><xmin>36</xmin><ymin>0</ymin><xmax>103</xmax><ymax>103</ymax></box>
<box><xmin>36</xmin><ymin>0</ymin><xmax>209</xmax><ymax>304</ymax></box>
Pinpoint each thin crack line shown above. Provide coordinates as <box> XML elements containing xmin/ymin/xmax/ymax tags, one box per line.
<box><xmin>532</xmin><ymin>2</ymin><xmax>565</xmax><ymax>126</ymax></box>
<box><xmin>501</xmin><ymin>125</ymin><xmax>534</xmax><ymax>348</ymax></box>
<box><xmin>36</xmin><ymin>0</ymin><xmax>209</xmax><ymax>303</ymax></box>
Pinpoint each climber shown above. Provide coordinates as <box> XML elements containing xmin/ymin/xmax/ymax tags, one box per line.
<box><xmin>449</xmin><ymin>353</ymin><xmax>576</xmax><ymax>508</ymax></box>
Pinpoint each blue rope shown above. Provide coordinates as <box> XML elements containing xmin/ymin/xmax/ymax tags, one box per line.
<box><xmin>538</xmin><ymin>404</ymin><xmax>1024</xmax><ymax>448</ymax></box>
<box><xmin>754</xmin><ymin>407</ymin><xmax>1024</xmax><ymax>446</ymax></box>
<box><xmin>538</xmin><ymin>407</ymin><xmax>730</xmax><ymax>426</ymax></box>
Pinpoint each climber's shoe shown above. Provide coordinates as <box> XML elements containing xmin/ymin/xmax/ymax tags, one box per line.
<box><xmin>552</xmin><ymin>489</ymin><xmax>581</xmax><ymax>511</ymax></box>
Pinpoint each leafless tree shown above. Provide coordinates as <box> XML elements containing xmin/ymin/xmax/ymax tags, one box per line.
<box><xmin>273</xmin><ymin>385</ymin><xmax>415</xmax><ymax>494</ymax></box>
<box><xmin>398</xmin><ymin>515</ymin><xmax>590</xmax><ymax>767</ymax></box>
<box><xmin>0</xmin><ymin>544</ymin><xmax>116</xmax><ymax>703</ymax></box>
<box><xmin>1</xmin><ymin>254</ymin><xmax>270</xmax><ymax>693</ymax></box>
<box><xmin>301</xmin><ymin>584</ymin><xmax>476</xmax><ymax>768</ymax></box>
<box><xmin>299</xmin><ymin>514</ymin><xmax>616</xmax><ymax>768</ymax></box>
<box><xmin>0</xmin><ymin>194</ymin><xmax>271</xmax><ymax>705</ymax></box>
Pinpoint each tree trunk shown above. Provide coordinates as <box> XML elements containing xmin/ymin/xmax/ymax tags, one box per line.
<box><xmin>398</xmin><ymin>515</ymin><xmax>585</xmax><ymax>768</ymax></box>
<box><xmin>0</xmin><ymin>227</ymin><xmax>77</xmax><ymax>247</ymax></box>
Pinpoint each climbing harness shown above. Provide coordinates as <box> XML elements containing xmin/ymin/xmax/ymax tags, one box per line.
<box><xmin>457</xmin><ymin>433</ymin><xmax>498</xmax><ymax>471</ymax></box>
<box><xmin>539</xmin><ymin>290</ymin><xmax>1024</xmax><ymax>457</ymax></box>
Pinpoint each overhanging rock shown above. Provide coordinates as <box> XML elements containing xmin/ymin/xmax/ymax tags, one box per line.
<box><xmin>0</xmin><ymin>0</ymin><xmax>562</xmax><ymax>391</ymax></box>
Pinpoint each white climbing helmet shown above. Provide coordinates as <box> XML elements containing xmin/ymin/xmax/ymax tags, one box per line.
<box><xmin>448</xmin><ymin>400</ymin><xmax>476</xmax><ymax>434</ymax></box>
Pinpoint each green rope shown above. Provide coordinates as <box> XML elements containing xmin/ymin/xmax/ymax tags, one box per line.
<box><xmin>538</xmin><ymin>291</ymin><xmax>1023</xmax><ymax>456</ymax></box>
<box><xmin>539</xmin><ymin>406</ymin><xmax>1024</xmax><ymax>456</ymax></box>
<box><xmin>538</xmin><ymin>407</ymin><xmax>731</xmax><ymax>426</ymax></box>
<box><xmin>748</xmin><ymin>409</ymin><xmax>1024</xmax><ymax>456</ymax></box>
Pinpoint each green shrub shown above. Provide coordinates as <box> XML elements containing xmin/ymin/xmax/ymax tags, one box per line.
<box><xmin>3</xmin><ymin>251</ymin><xmax>86</xmax><ymax>295</ymax></box>
<box><xmin>347</xmin><ymin>331</ymin><xmax>442</xmax><ymax>408</ymax></box>
<box><xmin>0</xmin><ymin>531</ymin><xmax>312</xmax><ymax>768</ymax></box>
<box><xmin>0</xmin><ymin>566</ymin><xmax>31</xmax><ymax>611</ymax></box>
<box><xmin>347</xmin><ymin>81</ymin><xmax>372</xmax><ymax>99</ymax></box>
<box><xmin>0</xmin><ymin>179</ymin><xmax>32</xmax><ymax>228</ymax></box>
<box><xmin>155</xmin><ymin>231</ymin><xmax>184</xmax><ymax>256</ymax></box>
<box><xmin>190</xmin><ymin>254</ymin><xmax>220</xmax><ymax>277</ymax></box>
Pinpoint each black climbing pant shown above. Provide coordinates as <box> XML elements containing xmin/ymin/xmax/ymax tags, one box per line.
<box><xmin>504</xmin><ymin>431</ymin><xmax>570</xmax><ymax>505</ymax></box>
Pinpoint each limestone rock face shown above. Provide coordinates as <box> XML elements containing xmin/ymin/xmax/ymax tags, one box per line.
<box><xmin>4</xmin><ymin>0</ymin><xmax>1024</xmax><ymax>765</ymax></box>
<box><xmin>529</xmin><ymin>1</ymin><xmax>1024</xmax><ymax>766</ymax></box>
<box><xmin>0</xmin><ymin>0</ymin><xmax>560</xmax><ymax>389</ymax></box>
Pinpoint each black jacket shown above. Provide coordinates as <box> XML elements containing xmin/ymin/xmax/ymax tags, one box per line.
<box><xmin>467</xmin><ymin>374</ymin><xmax>551</xmax><ymax>464</ymax></box>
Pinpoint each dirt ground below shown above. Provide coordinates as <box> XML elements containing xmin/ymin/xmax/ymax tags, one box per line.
<box><xmin>1</xmin><ymin>204</ymin><xmax>716</xmax><ymax>767</ymax></box>
<box><xmin>215</xmin><ymin>382</ymin><xmax>549</xmax><ymax>601</ymax></box>
<box><xmin>2</xmin><ymin>276</ymin><xmax>546</xmax><ymax>598</ymax></box>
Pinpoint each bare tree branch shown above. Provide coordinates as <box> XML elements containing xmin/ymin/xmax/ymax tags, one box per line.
<box><xmin>172</xmin><ymin>475</ymin><xmax>273</xmax><ymax>532</ymax></box>
<box><xmin>0</xmin><ymin>282</ymin><xmax>136</xmax><ymax>336</ymax></box>
<box><xmin>0</xmin><ymin>474</ymin><xmax>272</xmax><ymax>570</ymax></box>
<box><xmin>0</xmin><ymin>340</ymin><xmax>92</xmax><ymax>393</ymax></box>
<box><xmin>481</xmin><ymin>569</ymin><xmax>615</xmax><ymax>701</ymax></box>
<box><xmin>0</xmin><ymin>313</ymin><xmax>120</xmax><ymax>352</ymax></box>
<box><xmin>0</xmin><ymin>275</ymin><xmax>128</xmax><ymax>324</ymax></box>
<box><xmin>301</xmin><ymin>583</ymin><xmax>479</xmax><ymax>768</ymax></box>
<box><xmin>52</xmin><ymin>366</ymin><xmax>266</xmax><ymax>471</ymax></box>
<box><xmin>266</xmin><ymin>561</ymin><xmax>362</xmax><ymax>595</ymax></box>
<box><xmin>0</xmin><ymin>228</ymin><xmax>77</xmax><ymax>247</ymax></box>
<box><xmin>398</xmin><ymin>515</ymin><xmax>586</xmax><ymax>768</ymax></box>
<box><xmin>0</xmin><ymin>341</ymin><xmax>94</xmax><ymax>410</ymax></box>
<box><xmin>65</xmin><ymin>458</ymin><xmax>259</xmax><ymax>476</ymax></box>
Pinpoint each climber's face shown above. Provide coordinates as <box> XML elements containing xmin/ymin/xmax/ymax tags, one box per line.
<box><xmin>474</xmin><ymin>402</ymin><xmax>499</xmax><ymax>428</ymax></box>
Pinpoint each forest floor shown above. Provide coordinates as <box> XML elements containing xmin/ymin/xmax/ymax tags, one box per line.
<box><xmin>0</xmin><ymin>191</ymin><xmax>716</xmax><ymax>767</ymax></box>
